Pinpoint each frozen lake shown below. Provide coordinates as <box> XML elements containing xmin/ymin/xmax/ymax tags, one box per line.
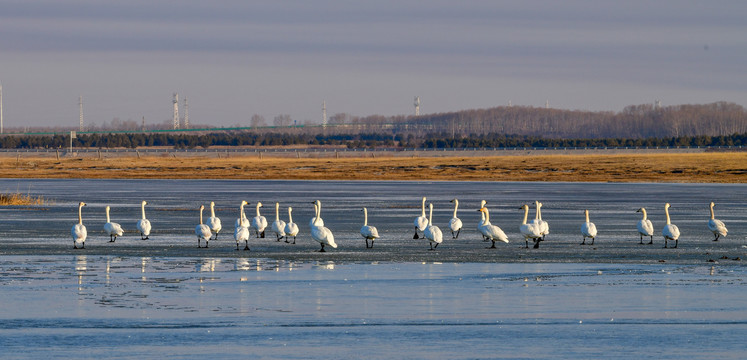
<box><xmin>0</xmin><ymin>179</ymin><xmax>745</xmax><ymax>358</ymax></box>
<box><xmin>0</xmin><ymin>257</ymin><xmax>745</xmax><ymax>359</ymax></box>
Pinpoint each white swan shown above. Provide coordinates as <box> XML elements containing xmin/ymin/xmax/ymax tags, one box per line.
<box><xmin>195</xmin><ymin>204</ymin><xmax>212</xmax><ymax>248</ymax></box>
<box><xmin>234</xmin><ymin>201</ymin><xmax>250</xmax><ymax>251</ymax></box>
<box><xmin>478</xmin><ymin>206</ymin><xmax>508</xmax><ymax>248</ymax></box>
<box><xmin>413</xmin><ymin>197</ymin><xmax>428</xmax><ymax>239</ymax></box>
<box><xmin>310</xmin><ymin>200</ymin><xmax>336</xmax><ymax>252</ymax></box>
<box><xmin>520</xmin><ymin>204</ymin><xmax>543</xmax><ymax>248</ymax></box>
<box><xmin>478</xmin><ymin>200</ymin><xmax>488</xmax><ymax>241</ymax></box>
<box><xmin>423</xmin><ymin>203</ymin><xmax>443</xmax><ymax>250</ymax></box>
<box><xmin>310</xmin><ymin>201</ymin><xmax>325</xmax><ymax>227</ymax></box>
<box><xmin>271</xmin><ymin>202</ymin><xmax>287</xmax><ymax>241</ymax></box>
<box><xmin>580</xmin><ymin>209</ymin><xmax>598</xmax><ymax>245</ymax></box>
<box><xmin>72</xmin><ymin>202</ymin><xmax>87</xmax><ymax>249</ymax></box>
<box><xmin>103</xmin><ymin>206</ymin><xmax>124</xmax><ymax>242</ymax></box>
<box><xmin>235</xmin><ymin>200</ymin><xmax>250</xmax><ymax>229</ymax></box>
<box><xmin>636</xmin><ymin>207</ymin><xmax>654</xmax><ymax>244</ymax></box>
<box><xmin>284</xmin><ymin>207</ymin><xmax>299</xmax><ymax>244</ymax></box>
<box><xmin>449</xmin><ymin>198</ymin><xmax>463</xmax><ymax>239</ymax></box>
<box><xmin>360</xmin><ymin>207</ymin><xmax>379</xmax><ymax>248</ymax></box>
<box><xmin>708</xmin><ymin>202</ymin><xmax>728</xmax><ymax>241</ymax></box>
<box><xmin>531</xmin><ymin>201</ymin><xmax>549</xmax><ymax>241</ymax></box>
<box><xmin>251</xmin><ymin>201</ymin><xmax>267</xmax><ymax>238</ymax></box>
<box><xmin>662</xmin><ymin>203</ymin><xmax>681</xmax><ymax>248</ymax></box>
<box><xmin>136</xmin><ymin>200</ymin><xmax>151</xmax><ymax>240</ymax></box>
<box><xmin>208</xmin><ymin>201</ymin><xmax>222</xmax><ymax>240</ymax></box>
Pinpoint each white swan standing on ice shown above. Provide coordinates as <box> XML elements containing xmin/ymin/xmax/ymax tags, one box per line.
<box><xmin>103</xmin><ymin>206</ymin><xmax>124</xmax><ymax>243</ymax></box>
<box><xmin>662</xmin><ymin>203</ymin><xmax>681</xmax><ymax>248</ymax></box>
<box><xmin>477</xmin><ymin>206</ymin><xmax>508</xmax><ymax>249</ymax></box>
<box><xmin>72</xmin><ymin>202</ymin><xmax>87</xmax><ymax>249</ymax></box>
<box><xmin>310</xmin><ymin>200</ymin><xmax>336</xmax><ymax>252</ymax></box>
<box><xmin>271</xmin><ymin>202</ymin><xmax>286</xmax><ymax>241</ymax></box>
<box><xmin>520</xmin><ymin>204</ymin><xmax>543</xmax><ymax>249</ymax></box>
<box><xmin>423</xmin><ymin>203</ymin><xmax>443</xmax><ymax>250</ymax></box>
<box><xmin>636</xmin><ymin>207</ymin><xmax>654</xmax><ymax>244</ymax></box>
<box><xmin>531</xmin><ymin>201</ymin><xmax>549</xmax><ymax>242</ymax></box>
<box><xmin>448</xmin><ymin>198</ymin><xmax>463</xmax><ymax>239</ymax></box>
<box><xmin>195</xmin><ymin>205</ymin><xmax>212</xmax><ymax>248</ymax></box>
<box><xmin>580</xmin><ymin>209</ymin><xmax>598</xmax><ymax>245</ymax></box>
<box><xmin>234</xmin><ymin>201</ymin><xmax>250</xmax><ymax>251</ymax></box>
<box><xmin>251</xmin><ymin>202</ymin><xmax>268</xmax><ymax>238</ymax></box>
<box><xmin>707</xmin><ymin>202</ymin><xmax>728</xmax><ymax>241</ymax></box>
<box><xmin>360</xmin><ymin>207</ymin><xmax>379</xmax><ymax>249</ymax></box>
<box><xmin>208</xmin><ymin>201</ymin><xmax>222</xmax><ymax>240</ymax></box>
<box><xmin>136</xmin><ymin>200</ymin><xmax>151</xmax><ymax>240</ymax></box>
<box><xmin>284</xmin><ymin>207</ymin><xmax>299</xmax><ymax>244</ymax></box>
<box><xmin>413</xmin><ymin>197</ymin><xmax>428</xmax><ymax>239</ymax></box>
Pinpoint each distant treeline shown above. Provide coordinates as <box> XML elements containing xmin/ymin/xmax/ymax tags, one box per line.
<box><xmin>1</xmin><ymin>131</ymin><xmax>745</xmax><ymax>150</ymax></box>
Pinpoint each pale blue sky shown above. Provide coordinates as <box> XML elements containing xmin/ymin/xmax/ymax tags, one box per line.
<box><xmin>1</xmin><ymin>0</ymin><xmax>745</xmax><ymax>127</ymax></box>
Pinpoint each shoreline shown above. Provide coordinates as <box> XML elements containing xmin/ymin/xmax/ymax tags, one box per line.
<box><xmin>0</xmin><ymin>151</ymin><xmax>744</xmax><ymax>182</ymax></box>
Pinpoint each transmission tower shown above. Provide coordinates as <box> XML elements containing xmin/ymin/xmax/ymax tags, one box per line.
<box><xmin>79</xmin><ymin>95</ymin><xmax>84</xmax><ymax>131</ymax></box>
<box><xmin>322</xmin><ymin>100</ymin><xmax>327</xmax><ymax>127</ymax></box>
<box><xmin>173</xmin><ymin>93</ymin><xmax>179</xmax><ymax>129</ymax></box>
<box><xmin>183</xmin><ymin>97</ymin><xmax>189</xmax><ymax>129</ymax></box>
<box><xmin>414</xmin><ymin>96</ymin><xmax>420</xmax><ymax>116</ymax></box>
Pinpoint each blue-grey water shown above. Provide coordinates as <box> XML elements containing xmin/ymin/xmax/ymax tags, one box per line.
<box><xmin>0</xmin><ymin>179</ymin><xmax>745</xmax><ymax>358</ymax></box>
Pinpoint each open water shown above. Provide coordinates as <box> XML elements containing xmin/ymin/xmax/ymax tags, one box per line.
<box><xmin>0</xmin><ymin>179</ymin><xmax>745</xmax><ymax>358</ymax></box>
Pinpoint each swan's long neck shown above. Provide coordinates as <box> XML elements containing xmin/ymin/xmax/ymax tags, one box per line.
<box><xmin>452</xmin><ymin>200</ymin><xmax>459</xmax><ymax>218</ymax></box>
<box><xmin>106</xmin><ymin>207</ymin><xmax>111</xmax><ymax>223</ymax></box>
<box><xmin>710</xmin><ymin>203</ymin><xmax>715</xmax><ymax>220</ymax></box>
<box><xmin>256</xmin><ymin>203</ymin><xmax>261</xmax><ymax>217</ymax></box>
<box><xmin>199</xmin><ymin>207</ymin><xmax>204</xmax><ymax>225</ymax></box>
<box><xmin>141</xmin><ymin>202</ymin><xmax>147</xmax><ymax>220</ymax></box>
<box><xmin>483</xmin><ymin>208</ymin><xmax>490</xmax><ymax>223</ymax></box>
<box><xmin>275</xmin><ymin>203</ymin><xmax>280</xmax><ymax>221</ymax></box>
<box><xmin>363</xmin><ymin>208</ymin><xmax>368</xmax><ymax>226</ymax></box>
<box><xmin>78</xmin><ymin>204</ymin><xmax>84</xmax><ymax>225</ymax></box>
<box><xmin>210</xmin><ymin>202</ymin><xmax>216</xmax><ymax>217</ymax></box>
<box><xmin>428</xmin><ymin>204</ymin><xmax>433</xmax><ymax>225</ymax></box>
<box><xmin>420</xmin><ymin>197</ymin><xmax>426</xmax><ymax>217</ymax></box>
<box><xmin>535</xmin><ymin>201</ymin><xmax>541</xmax><ymax>221</ymax></box>
<box><xmin>314</xmin><ymin>203</ymin><xmax>321</xmax><ymax>224</ymax></box>
<box><xmin>585</xmin><ymin>210</ymin><xmax>590</xmax><ymax>223</ymax></box>
<box><xmin>240</xmin><ymin>203</ymin><xmax>246</xmax><ymax>219</ymax></box>
<box><xmin>522</xmin><ymin>206</ymin><xmax>529</xmax><ymax>225</ymax></box>
<box><xmin>641</xmin><ymin>208</ymin><xmax>648</xmax><ymax>220</ymax></box>
<box><xmin>288</xmin><ymin>208</ymin><xmax>293</xmax><ymax>223</ymax></box>
<box><xmin>665</xmin><ymin>205</ymin><xmax>671</xmax><ymax>225</ymax></box>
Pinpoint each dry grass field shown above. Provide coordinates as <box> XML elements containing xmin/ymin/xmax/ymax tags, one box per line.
<box><xmin>0</xmin><ymin>152</ymin><xmax>744</xmax><ymax>182</ymax></box>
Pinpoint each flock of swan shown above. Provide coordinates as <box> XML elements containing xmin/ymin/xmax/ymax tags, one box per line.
<box><xmin>70</xmin><ymin>197</ymin><xmax>730</xmax><ymax>252</ymax></box>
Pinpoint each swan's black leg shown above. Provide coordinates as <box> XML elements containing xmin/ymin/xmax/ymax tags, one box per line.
<box><xmin>319</xmin><ymin>243</ymin><xmax>326</xmax><ymax>252</ymax></box>
<box><xmin>489</xmin><ymin>240</ymin><xmax>496</xmax><ymax>249</ymax></box>
<box><xmin>590</xmin><ymin>237</ymin><xmax>595</xmax><ymax>245</ymax></box>
<box><xmin>413</xmin><ymin>230</ymin><xmax>419</xmax><ymax>239</ymax></box>
<box><xmin>455</xmin><ymin>229</ymin><xmax>461</xmax><ymax>239</ymax></box>
<box><xmin>244</xmin><ymin>240</ymin><xmax>250</xmax><ymax>251</ymax></box>
<box><xmin>581</xmin><ymin>238</ymin><xmax>586</xmax><ymax>245</ymax></box>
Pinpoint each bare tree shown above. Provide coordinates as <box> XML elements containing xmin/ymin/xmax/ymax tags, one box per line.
<box><xmin>250</xmin><ymin>114</ymin><xmax>267</xmax><ymax>128</ymax></box>
<box><xmin>273</xmin><ymin>114</ymin><xmax>292</xmax><ymax>127</ymax></box>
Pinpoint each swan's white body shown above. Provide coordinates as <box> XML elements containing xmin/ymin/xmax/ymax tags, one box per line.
<box><xmin>208</xmin><ymin>201</ymin><xmax>222</xmax><ymax>240</ymax></box>
<box><xmin>195</xmin><ymin>205</ymin><xmax>212</xmax><ymax>248</ymax></box>
<box><xmin>284</xmin><ymin>207</ymin><xmax>299</xmax><ymax>244</ymax></box>
<box><xmin>708</xmin><ymin>202</ymin><xmax>728</xmax><ymax>241</ymax></box>
<box><xmin>251</xmin><ymin>202</ymin><xmax>268</xmax><ymax>238</ymax></box>
<box><xmin>478</xmin><ymin>207</ymin><xmax>508</xmax><ymax>248</ymax></box>
<box><xmin>636</xmin><ymin>207</ymin><xmax>655</xmax><ymax>244</ymax></box>
<box><xmin>520</xmin><ymin>204</ymin><xmax>543</xmax><ymax>248</ymax></box>
<box><xmin>448</xmin><ymin>198</ymin><xmax>463</xmax><ymax>239</ymax></box>
<box><xmin>310</xmin><ymin>200</ymin><xmax>336</xmax><ymax>252</ymax></box>
<box><xmin>423</xmin><ymin>203</ymin><xmax>443</xmax><ymax>250</ymax></box>
<box><xmin>531</xmin><ymin>201</ymin><xmax>549</xmax><ymax>240</ymax></box>
<box><xmin>234</xmin><ymin>201</ymin><xmax>250</xmax><ymax>250</ymax></box>
<box><xmin>580</xmin><ymin>209</ymin><xmax>598</xmax><ymax>245</ymax></box>
<box><xmin>360</xmin><ymin>207</ymin><xmax>379</xmax><ymax>248</ymax></box>
<box><xmin>72</xmin><ymin>202</ymin><xmax>87</xmax><ymax>249</ymax></box>
<box><xmin>413</xmin><ymin>197</ymin><xmax>428</xmax><ymax>239</ymax></box>
<box><xmin>103</xmin><ymin>206</ymin><xmax>124</xmax><ymax>242</ymax></box>
<box><xmin>271</xmin><ymin>202</ymin><xmax>286</xmax><ymax>241</ymax></box>
<box><xmin>662</xmin><ymin>203</ymin><xmax>681</xmax><ymax>248</ymax></box>
<box><xmin>136</xmin><ymin>200</ymin><xmax>151</xmax><ymax>240</ymax></box>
